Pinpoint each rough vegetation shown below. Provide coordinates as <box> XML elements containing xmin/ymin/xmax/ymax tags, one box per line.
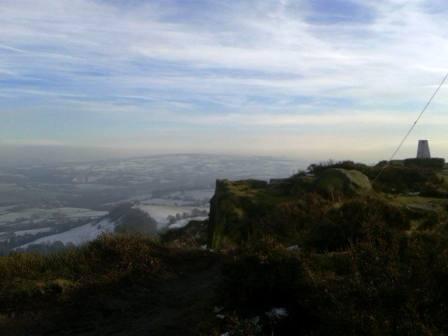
<box><xmin>0</xmin><ymin>235</ymin><xmax>222</xmax><ymax>335</ymax></box>
<box><xmin>3</xmin><ymin>160</ymin><xmax>448</xmax><ymax>335</ymax></box>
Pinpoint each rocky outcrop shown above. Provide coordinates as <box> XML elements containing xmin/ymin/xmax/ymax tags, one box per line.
<box><xmin>207</xmin><ymin>179</ymin><xmax>267</xmax><ymax>249</ymax></box>
<box><xmin>207</xmin><ymin>170</ymin><xmax>372</xmax><ymax>249</ymax></box>
<box><xmin>314</xmin><ymin>168</ymin><xmax>371</xmax><ymax>196</ymax></box>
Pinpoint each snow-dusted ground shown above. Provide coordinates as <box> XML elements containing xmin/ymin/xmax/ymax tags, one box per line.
<box><xmin>0</xmin><ymin>207</ymin><xmax>107</xmax><ymax>226</ymax></box>
<box><xmin>0</xmin><ymin>232</ymin><xmax>8</xmax><ymax>242</ymax></box>
<box><xmin>0</xmin><ymin>183</ymin><xmax>26</xmax><ymax>193</ymax></box>
<box><xmin>136</xmin><ymin>204</ymin><xmax>208</xmax><ymax>229</ymax></box>
<box><xmin>140</xmin><ymin>198</ymin><xmax>196</xmax><ymax>207</ymax></box>
<box><xmin>18</xmin><ymin>218</ymin><xmax>115</xmax><ymax>248</ymax></box>
<box><xmin>0</xmin><ymin>206</ymin><xmax>17</xmax><ymax>215</ymax></box>
<box><xmin>14</xmin><ymin>227</ymin><xmax>52</xmax><ymax>237</ymax></box>
<box><xmin>74</xmin><ymin>184</ymin><xmax>116</xmax><ymax>191</ymax></box>
<box><xmin>56</xmin><ymin>208</ymin><xmax>108</xmax><ymax>219</ymax></box>
<box><xmin>12</xmin><ymin>199</ymin><xmax>209</xmax><ymax>249</ymax></box>
<box><xmin>164</xmin><ymin>189</ymin><xmax>214</xmax><ymax>202</ymax></box>
<box><xmin>134</xmin><ymin>189</ymin><xmax>211</xmax><ymax>229</ymax></box>
<box><xmin>168</xmin><ymin>216</ymin><xmax>208</xmax><ymax>229</ymax></box>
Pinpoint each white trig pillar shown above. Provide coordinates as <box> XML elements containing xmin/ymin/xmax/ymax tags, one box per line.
<box><xmin>417</xmin><ymin>140</ymin><xmax>431</xmax><ymax>159</ymax></box>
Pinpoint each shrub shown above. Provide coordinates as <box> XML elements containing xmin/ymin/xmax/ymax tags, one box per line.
<box><xmin>306</xmin><ymin>198</ymin><xmax>408</xmax><ymax>252</ymax></box>
<box><xmin>0</xmin><ymin>235</ymin><xmax>163</xmax><ymax>317</ymax></box>
<box><xmin>114</xmin><ymin>208</ymin><xmax>158</xmax><ymax>235</ymax></box>
<box><xmin>404</xmin><ymin>158</ymin><xmax>445</xmax><ymax>170</ymax></box>
<box><xmin>373</xmin><ymin>166</ymin><xmax>442</xmax><ymax>193</ymax></box>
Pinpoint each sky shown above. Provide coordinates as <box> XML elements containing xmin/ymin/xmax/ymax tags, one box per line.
<box><xmin>1</xmin><ymin>0</ymin><xmax>448</xmax><ymax>162</ymax></box>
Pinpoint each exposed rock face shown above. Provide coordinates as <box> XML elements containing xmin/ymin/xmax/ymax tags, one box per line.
<box><xmin>207</xmin><ymin>170</ymin><xmax>372</xmax><ymax>249</ymax></box>
<box><xmin>314</xmin><ymin>168</ymin><xmax>372</xmax><ymax>196</ymax></box>
<box><xmin>208</xmin><ymin>179</ymin><xmax>267</xmax><ymax>249</ymax></box>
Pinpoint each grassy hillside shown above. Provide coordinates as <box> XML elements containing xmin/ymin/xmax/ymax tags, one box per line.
<box><xmin>3</xmin><ymin>161</ymin><xmax>448</xmax><ymax>335</ymax></box>
<box><xmin>0</xmin><ymin>235</ymin><xmax>223</xmax><ymax>335</ymax></box>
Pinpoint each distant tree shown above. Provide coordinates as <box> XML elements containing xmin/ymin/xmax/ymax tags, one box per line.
<box><xmin>115</xmin><ymin>208</ymin><xmax>157</xmax><ymax>235</ymax></box>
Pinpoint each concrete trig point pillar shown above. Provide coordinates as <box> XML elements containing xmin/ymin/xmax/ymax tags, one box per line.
<box><xmin>417</xmin><ymin>140</ymin><xmax>431</xmax><ymax>159</ymax></box>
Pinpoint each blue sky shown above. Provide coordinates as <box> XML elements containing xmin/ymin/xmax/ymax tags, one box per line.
<box><xmin>1</xmin><ymin>0</ymin><xmax>448</xmax><ymax>161</ymax></box>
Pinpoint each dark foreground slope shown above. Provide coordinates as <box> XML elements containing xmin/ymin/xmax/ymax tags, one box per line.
<box><xmin>3</xmin><ymin>230</ymin><xmax>448</xmax><ymax>335</ymax></box>
<box><xmin>0</xmin><ymin>235</ymin><xmax>224</xmax><ymax>336</ymax></box>
<box><xmin>3</xmin><ymin>162</ymin><xmax>448</xmax><ymax>335</ymax></box>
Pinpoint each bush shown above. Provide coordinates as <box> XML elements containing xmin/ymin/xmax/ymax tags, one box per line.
<box><xmin>0</xmin><ymin>235</ymin><xmax>163</xmax><ymax>317</ymax></box>
<box><xmin>373</xmin><ymin>166</ymin><xmax>442</xmax><ymax>193</ymax></box>
<box><xmin>404</xmin><ymin>158</ymin><xmax>445</xmax><ymax>169</ymax></box>
<box><xmin>160</xmin><ymin>219</ymin><xmax>208</xmax><ymax>247</ymax></box>
<box><xmin>219</xmin><ymin>246</ymin><xmax>319</xmax><ymax>335</ymax></box>
<box><xmin>306</xmin><ymin>198</ymin><xmax>408</xmax><ymax>252</ymax></box>
<box><xmin>114</xmin><ymin>208</ymin><xmax>158</xmax><ymax>235</ymax></box>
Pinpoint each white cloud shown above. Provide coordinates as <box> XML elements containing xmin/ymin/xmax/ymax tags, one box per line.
<box><xmin>1</xmin><ymin>0</ymin><xmax>448</xmax><ymax>159</ymax></box>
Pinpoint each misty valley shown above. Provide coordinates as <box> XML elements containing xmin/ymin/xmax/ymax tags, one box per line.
<box><xmin>0</xmin><ymin>154</ymin><xmax>300</xmax><ymax>254</ymax></box>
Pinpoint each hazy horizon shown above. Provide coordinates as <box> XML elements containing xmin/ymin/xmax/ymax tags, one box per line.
<box><xmin>0</xmin><ymin>144</ymin><xmax>309</xmax><ymax>166</ymax></box>
<box><xmin>2</xmin><ymin>0</ymin><xmax>448</xmax><ymax>162</ymax></box>
<box><xmin>0</xmin><ymin>141</ymin><xmax>441</xmax><ymax>168</ymax></box>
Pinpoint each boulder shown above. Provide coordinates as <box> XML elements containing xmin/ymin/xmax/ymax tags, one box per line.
<box><xmin>314</xmin><ymin>168</ymin><xmax>371</xmax><ymax>196</ymax></box>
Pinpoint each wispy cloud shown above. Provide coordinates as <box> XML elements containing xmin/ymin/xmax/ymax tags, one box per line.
<box><xmin>1</xmin><ymin>0</ymin><xmax>448</xmax><ymax>160</ymax></box>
